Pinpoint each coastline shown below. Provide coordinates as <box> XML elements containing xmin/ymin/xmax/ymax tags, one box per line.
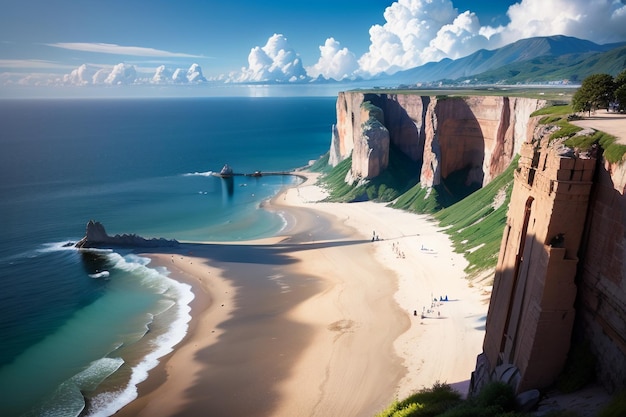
<box><xmin>118</xmin><ymin>172</ymin><xmax>488</xmax><ymax>417</ymax></box>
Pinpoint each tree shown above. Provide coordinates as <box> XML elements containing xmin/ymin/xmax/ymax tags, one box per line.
<box><xmin>572</xmin><ymin>73</ymin><xmax>615</xmax><ymax>116</ymax></box>
<box><xmin>614</xmin><ymin>69</ymin><xmax>626</xmax><ymax>89</ymax></box>
<box><xmin>614</xmin><ymin>69</ymin><xmax>626</xmax><ymax>112</ymax></box>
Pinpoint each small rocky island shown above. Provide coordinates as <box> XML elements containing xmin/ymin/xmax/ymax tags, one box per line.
<box><xmin>75</xmin><ymin>220</ymin><xmax>179</xmax><ymax>249</ymax></box>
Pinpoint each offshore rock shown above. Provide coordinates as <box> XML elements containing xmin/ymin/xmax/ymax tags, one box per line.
<box><xmin>75</xmin><ymin>220</ymin><xmax>179</xmax><ymax>249</ymax></box>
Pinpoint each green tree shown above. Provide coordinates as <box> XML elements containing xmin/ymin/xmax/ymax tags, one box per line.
<box><xmin>572</xmin><ymin>73</ymin><xmax>615</xmax><ymax>116</ymax></box>
<box><xmin>614</xmin><ymin>69</ymin><xmax>626</xmax><ymax>89</ymax></box>
<box><xmin>615</xmin><ymin>69</ymin><xmax>626</xmax><ymax>112</ymax></box>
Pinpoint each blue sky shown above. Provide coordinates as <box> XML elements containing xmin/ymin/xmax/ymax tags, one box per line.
<box><xmin>1</xmin><ymin>0</ymin><xmax>625</xmax><ymax>92</ymax></box>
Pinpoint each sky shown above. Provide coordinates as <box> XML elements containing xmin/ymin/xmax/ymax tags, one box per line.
<box><xmin>1</xmin><ymin>0</ymin><xmax>626</xmax><ymax>94</ymax></box>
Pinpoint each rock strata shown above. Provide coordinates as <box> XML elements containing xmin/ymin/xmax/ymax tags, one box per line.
<box><xmin>75</xmin><ymin>220</ymin><xmax>179</xmax><ymax>249</ymax></box>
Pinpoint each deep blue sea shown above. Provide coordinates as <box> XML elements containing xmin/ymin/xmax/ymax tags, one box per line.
<box><xmin>0</xmin><ymin>96</ymin><xmax>336</xmax><ymax>416</ymax></box>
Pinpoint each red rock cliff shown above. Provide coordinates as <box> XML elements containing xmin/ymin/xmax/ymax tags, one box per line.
<box><xmin>331</xmin><ymin>92</ymin><xmax>546</xmax><ymax>187</ymax></box>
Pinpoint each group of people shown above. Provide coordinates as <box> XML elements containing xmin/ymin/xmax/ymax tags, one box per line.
<box><xmin>391</xmin><ymin>242</ymin><xmax>406</xmax><ymax>258</ymax></box>
<box><xmin>413</xmin><ymin>295</ymin><xmax>449</xmax><ymax>319</ymax></box>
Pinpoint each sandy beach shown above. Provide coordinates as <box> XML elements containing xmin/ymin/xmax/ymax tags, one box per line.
<box><xmin>119</xmin><ymin>172</ymin><xmax>489</xmax><ymax>417</ymax></box>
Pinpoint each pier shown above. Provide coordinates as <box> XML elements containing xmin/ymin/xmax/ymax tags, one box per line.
<box><xmin>214</xmin><ymin>164</ymin><xmax>299</xmax><ymax>179</ymax></box>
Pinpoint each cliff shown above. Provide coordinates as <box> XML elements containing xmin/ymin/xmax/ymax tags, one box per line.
<box><xmin>470</xmin><ymin>122</ymin><xmax>626</xmax><ymax>397</ymax></box>
<box><xmin>75</xmin><ymin>220</ymin><xmax>179</xmax><ymax>249</ymax></box>
<box><xmin>331</xmin><ymin>92</ymin><xmax>545</xmax><ymax>189</ymax></box>
<box><xmin>331</xmin><ymin>91</ymin><xmax>626</xmax><ymax>397</ymax></box>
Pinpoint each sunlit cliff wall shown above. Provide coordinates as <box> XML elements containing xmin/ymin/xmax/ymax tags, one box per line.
<box><xmin>330</xmin><ymin>92</ymin><xmax>545</xmax><ymax>186</ymax></box>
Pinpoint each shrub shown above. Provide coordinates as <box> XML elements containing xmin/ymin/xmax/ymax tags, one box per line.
<box><xmin>474</xmin><ymin>381</ymin><xmax>516</xmax><ymax>411</ymax></box>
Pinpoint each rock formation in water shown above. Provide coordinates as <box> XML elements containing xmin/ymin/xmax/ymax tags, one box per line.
<box><xmin>75</xmin><ymin>220</ymin><xmax>179</xmax><ymax>249</ymax></box>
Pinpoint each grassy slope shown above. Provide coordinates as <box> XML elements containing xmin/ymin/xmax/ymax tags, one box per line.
<box><xmin>321</xmin><ymin>153</ymin><xmax>517</xmax><ymax>276</ymax></box>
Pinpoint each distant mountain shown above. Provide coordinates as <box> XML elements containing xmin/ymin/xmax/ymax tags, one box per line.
<box><xmin>464</xmin><ymin>45</ymin><xmax>626</xmax><ymax>84</ymax></box>
<box><xmin>382</xmin><ymin>35</ymin><xmax>625</xmax><ymax>86</ymax></box>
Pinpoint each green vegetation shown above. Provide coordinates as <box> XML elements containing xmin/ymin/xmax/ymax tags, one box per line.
<box><xmin>465</xmin><ymin>45</ymin><xmax>626</xmax><ymax>86</ymax></box>
<box><xmin>391</xmin><ymin>168</ymin><xmax>482</xmax><ymax>215</ymax></box>
<box><xmin>434</xmin><ymin>158</ymin><xmax>518</xmax><ymax>275</ymax></box>
<box><xmin>322</xmin><ymin>144</ymin><xmax>420</xmax><ymax>203</ymax></box>
<box><xmin>375</xmin><ymin>383</ymin><xmax>462</xmax><ymax>417</ymax></box>
<box><xmin>376</xmin><ymin>382</ymin><xmax>535</xmax><ymax>417</ymax></box>
<box><xmin>534</xmin><ymin>100</ymin><xmax>626</xmax><ymax>163</ymax></box>
<box><xmin>362</xmin><ymin>100</ymin><xmax>385</xmax><ymax>124</ymax></box>
<box><xmin>307</xmin><ymin>151</ymin><xmax>331</xmax><ymax>173</ymax></box>
<box><xmin>572</xmin><ymin>73</ymin><xmax>616</xmax><ymax>115</ymax></box>
<box><xmin>378</xmin><ymin>380</ymin><xmax>626</xmax><ymax>417</ymax></box>
<box><xmin>531</xmin><ymin>103</ymin><xmax>572</xmax><ymax>117</ymax></box>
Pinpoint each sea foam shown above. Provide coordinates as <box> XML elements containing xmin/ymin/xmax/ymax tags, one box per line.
<box><xmin>85</xmin><ymin>255</ymin><xmax>194</xmax><ymax>417</ymax></box>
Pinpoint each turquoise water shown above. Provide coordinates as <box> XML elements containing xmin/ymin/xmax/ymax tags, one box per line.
<box><xmin>0</xmin><ymin>96</ymin><xmax>336</xmax><ymax>416</ymax></box>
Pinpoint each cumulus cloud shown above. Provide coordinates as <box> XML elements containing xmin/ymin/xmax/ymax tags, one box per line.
<box><xmin>359</xmin><ymin>0</ymin><xmax>459</xmax><ymax>75</ymax></box>
<box><xmin>356</xmin><ymin>0</ymin><xmax>626</xmax><ymax>76</ymax></box>
<box><xmin>101</xmin><ymin>63</ymin><xmax>136</xmax><ymax>85</ymax></box>
<box><xmin>498</xmin><ymin>0</ymin><xmax>626</xmax><ymax>46</ymax></box>
<box><xmin>152</xmin><ymin>65</ymin><xmax>172</xmax><ymax>83</ymax></box>
<box><xmin>306</xmin><ymin>38</ymin><xmax>359</xmax><ymax>80</ymax></box>
<box><xmin>186</xmin><ymin>63</ymin><xmax>206</xmax><ymax>82</ymax></box>
<box><xmin>152</xmin><ymin>63</ymin><xmax>206</xmax><ymax>83</ymax></box>
<box><xmin>232</xmin><ymin>34</ymin><xmax>309</xmax><ymax>82</ymax></box>
<box><xmin>63</xmin><ymin>64</ymin><xmax>97</xmax><ymax>85</ymax></box>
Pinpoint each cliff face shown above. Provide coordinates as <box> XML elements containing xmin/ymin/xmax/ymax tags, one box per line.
<box><xmin>332</xmin><ymin>91</ymin><xmax>626</xmax><ymax>396</ymax></box>
<box><xmin>470</xmin><ymin>123</ymin><xmax>626</xmax><ymax>396</ymax></box>
<box><xmin>576</xmin><ymin>159</ymin><xmax>626</xmax><ymax>392</ymax></box>
<box><xmin>331</xmin><ymin>92</ymin><xmax>546</xmax><ymax>188</ymax></box>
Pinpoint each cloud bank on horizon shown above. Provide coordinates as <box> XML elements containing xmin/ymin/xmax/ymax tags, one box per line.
<box><xmin>3</xmin><ymin>0</ymin><xmax>626</xmax><ymax>87</ymax></box>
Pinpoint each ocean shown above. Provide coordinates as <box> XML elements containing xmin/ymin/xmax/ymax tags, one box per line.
<box><xmin>0</xmin><ymin>96</ymin><xmax>336</xmax><ymax>416</ymax></box>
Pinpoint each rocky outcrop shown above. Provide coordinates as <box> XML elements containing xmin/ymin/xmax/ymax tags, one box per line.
<box><xmin>350</xmin><ymin>101</ymin><xmax>389</xmax><ymax>181</ymax></box>
<box><xmin>75</xmin><ymin>220</ymin><xmax>179</xmax><ymax>249</ymax></box>
<box><xmin>331</xmin><ymin>92</ymin><xmax>546</xmax><ymax>188</ymax></box>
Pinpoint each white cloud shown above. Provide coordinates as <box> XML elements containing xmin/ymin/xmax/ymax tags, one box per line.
<box><xmin>306</xmin><ymin>38</ymin><xmax>359</xmax><ymax>80</ymax></box>
<box><xmin>231</xmin><ymin>34</ymin><xmax>309</xmax><ymax>82</ymax></box>
<box><xmin>47</xmin><ymin>42</ymin><xmax>203</xmax><ymax>58</ymax></box>
<box><xmin>356</xmin><ymin>0</ymin><xmax>626</xmax><ymax>77</ymax></box>
<box><xmin>358</xmin><ymin>0</ymin><xmax>458</xmax><ymax>75</ymax></box>
<box><xmin>186</xmin><ymin>63</ymin><xmax>206</xmax><ymax>82</ymax></box>
<box><xmin>498</xmin><ymin>0</ymin><xmax>626</xmax><ymax>46</ymax></box>
<box><xmin>104</xmin><ymin>63</ymin><xmax>137</xmax><ymax>85</ymax></box>
<box><xmin>152</xmin><ymin>65</ymin><xmax>172</xmax><ymax>84</ymax></box>
<box><xmin>422</xmin><ymin>11</ymin><xmax>490</xmax><ymax>63</ymax></box>
<box><xmin>63</xmin><ymin>64</ymin><xmax>97</xmax><ymax>85</ymax></box>
<box><xmin>151</xmin><ymin>63</ymin><xmax>207</xmax><ymax>83</ymax></box>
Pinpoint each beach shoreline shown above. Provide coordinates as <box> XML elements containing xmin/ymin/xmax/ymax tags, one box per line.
<box><xmin>117</xmin><ymin>172</ymin><xmax>489</xmax><ymax>417</ymax></box>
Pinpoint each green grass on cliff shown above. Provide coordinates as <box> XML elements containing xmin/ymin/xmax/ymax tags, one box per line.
<box><xmin>321</xmin><ymin>144</ymin><xmax>421</xmax><ymax>202</ymax></box>
<box><xmin>307</xmin><ymin>152</ymin><xmax>332</xmax><ymax>173</ymax></box>
<box><xmin>391</xmin><ymin>168</ymin><xmax>482</xmax><ymax>214</ymax></box>
<box><xmin>534</xmin><ymin>104</ymin><xmax>626</xmax><ymax>163</ymax></box>
<box><xmin>434</xmin><ymin>157</ymin><xmax>518</xmax><ymax>275</ymax></box>
<box><xmin>320</xmin><ymin>152</ymin><xmax>517</xmax><ymax>275</ymax></box>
